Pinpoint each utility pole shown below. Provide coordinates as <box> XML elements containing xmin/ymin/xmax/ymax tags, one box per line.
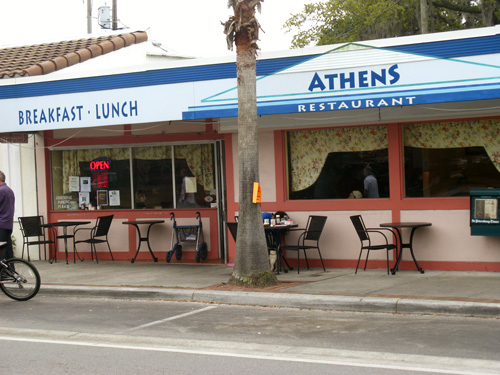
<box><xmin>87</xmin><ymin>0</ymin><xmax>92</xmax><ymax>34</ymax></box>
<box><xmin>112</xmin><ymin>0</ymin><xmax>118</xmax><ymax>30</ymax></box>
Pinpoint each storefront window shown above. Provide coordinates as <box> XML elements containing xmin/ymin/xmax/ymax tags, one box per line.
<box><xmin>174</xmin><ymin>144</ymin><xmax>216</xmax><ymax>208</ymax></box>
<box><xmin>51</xmin><ymin>148</ymin><xmax>131</xmax><ymax>210</ymax></box>
<box><xmin>51</xmin><ymin>143</ymin><xmax>216</xmax><ymax>210</ymax></box>
<box><xmin>404</xmin><ymin>120</ymin><xmax>500</xmax><ymax>197</ymax></box>
<box><xmin>132</xmin><ymin>146</ymin><xmax>173</xmax><ymax>209</ymax></box>
<box><xmin>287</xmin><ymin>126</ymin><xmax>389</xmax><ymax>199</ymax></box>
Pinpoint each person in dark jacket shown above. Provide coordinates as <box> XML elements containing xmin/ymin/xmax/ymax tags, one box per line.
<box><xmin>0</xmin><ymin>170</ymin><xmax>15</xmax><ymax>260</ymax></box>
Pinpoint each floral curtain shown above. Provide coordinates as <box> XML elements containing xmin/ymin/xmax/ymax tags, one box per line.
<box><xmin>404</xmin><ymin>119</ymin><xmax>500</xmax><ymax>173</ymax></box>
<box><xmin>133</xmin><ymin>145</ymin><xmax>171</xmax><ymax>160</ymax></box>
<box><xmin>289</xmin><ymin>126</ymin><xmax>388</xmax><ymax>192</ymax></box>
<box><xmin>62</xmin><ymin>148</ymin><xmax>130</xmax><ymax>193</ymax></box>
<box><xmin>175</xmin><ymin>144</ymin><xmax>214</xmax><ymax>190</ymax></box>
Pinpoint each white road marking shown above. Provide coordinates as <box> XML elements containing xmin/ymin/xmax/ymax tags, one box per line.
<box><xmin>122</xmin><ymin>305</ymin><xmax>218</xmax><ymax>332</ymax></box>
<box><xmin>0</xmin><ymin>332</ymin><xmax>498</xmax><ymax>375</ymax></box>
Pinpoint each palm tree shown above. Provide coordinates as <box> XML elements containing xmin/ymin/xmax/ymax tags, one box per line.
<box><xmin>224</xmin><ymin>0</ymin><xmax>278</xmax><ymax>287</ymax></box>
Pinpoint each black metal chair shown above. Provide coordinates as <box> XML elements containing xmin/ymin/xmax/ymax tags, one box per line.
<box><xmin>281</xmin><ymin>215</ymin><xmax>327</xmax><ymax>274</ymax></box>
<box><xmin>350</xmin><ymin>215</ymin><xmax>397</xmax><ymax>275</ymax></box>
<box><xmin>18</xmin><ymin>216</ymin><xmax>55</xmax><ymax>261</ymax></box>
<box><xmin>74</xmin><ymin>215</ymin><xmax>114</xmax><ymax>263</ymax></box>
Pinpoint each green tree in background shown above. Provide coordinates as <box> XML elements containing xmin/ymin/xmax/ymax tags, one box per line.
<box><xmin>284</xmin><ymin>0</ymin><xmax>500</xmax><ymax>47</ymax></box>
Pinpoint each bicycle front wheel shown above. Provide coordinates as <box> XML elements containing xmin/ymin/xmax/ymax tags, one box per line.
<box><xmin>0</xmin><ymin>258</ymin><xmax>41</xmax><ymax>301</ymax></box>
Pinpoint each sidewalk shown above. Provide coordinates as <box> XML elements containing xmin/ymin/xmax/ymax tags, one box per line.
<box><xmin>33</xmin><ymin>260</ymin><xmax>500</xmax><ymax>318</ymax></box>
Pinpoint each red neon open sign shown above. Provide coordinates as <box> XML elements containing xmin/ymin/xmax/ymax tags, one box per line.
<box><xmin>89</xmin><ymin>158</ymin><xmax>111</xmax><ymax>172</ymax></box>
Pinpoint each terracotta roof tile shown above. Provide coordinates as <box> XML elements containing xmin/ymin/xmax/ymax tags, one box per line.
<box><xmin>0</xmin><ymin>31</ymin><xmax>148</xmax><ymax>78</ymax></box>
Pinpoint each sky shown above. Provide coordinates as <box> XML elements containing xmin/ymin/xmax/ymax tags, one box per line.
<box><xmin>0</xmin><ymin>0</ymin><xmax>317</xmax><ymax>57</ymax></box>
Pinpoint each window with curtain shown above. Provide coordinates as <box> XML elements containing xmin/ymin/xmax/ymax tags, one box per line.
<box><xmin>50</xmin><ymin>143</ymin><xmax>216</xmax><ymax>211</ymax></box>
<box><xmin>287</xmin><ymin>126</ymin><xmax>389</xmax><ymax>200</ymax></box>
<box><xmin>132</xmin><ymin>146</ymin><xmax>173</xmax><ymax>209</ymax></box>
<box><xmin>404</xmin><ymin>119</ymin><xmax>500</xmax><ymax>197</ymax></box>
<box><xmin>174</xmin><ymin>144</ymin><xmax>215</xmax><ymax>208</ymax></box>
<box><xmin>51</xmin><ymin>148</ymin><xmax>131</xmax><ymax>210</ymax></box>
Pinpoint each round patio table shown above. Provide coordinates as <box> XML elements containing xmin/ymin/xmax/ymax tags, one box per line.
<box><xmin>123</xmin><ymin>220</ymin><xmax>165</xmax><ymax>263</ymax></box>
<box><xmin>379</xmin><ymin>222</ymin><xmax>432</xmax><ymax>275</ymax></box>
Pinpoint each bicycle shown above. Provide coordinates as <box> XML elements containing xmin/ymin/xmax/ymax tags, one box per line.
<box><xmin>0</xmin><ymin>258</ymin><xmax>41</xmax><ymax>301</ymax></box>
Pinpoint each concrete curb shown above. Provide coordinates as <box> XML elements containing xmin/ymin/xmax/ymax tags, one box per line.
<box><xmin>39</xmin><ymin>285</ymin><xmax>500</xmax><ymax>318</ymax></box>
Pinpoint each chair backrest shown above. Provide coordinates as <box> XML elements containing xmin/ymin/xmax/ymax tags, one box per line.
<box><xmin>350</xmin><ymin>215</ymin><xmax>369</xmax><ymax>242</ymax></box>
<box><xmin>19</xmin><ymin>216</ymin><xmax>44</xmax><ymax>237</ymax></box>
<box><xmin>94</xmin><ymin>215</ymin><xmax>114</xmax><ymax>237</ymax></box>
<box><xmin>227</xmin><ymin>222</ymin><xmax>238</xmax><ymax>242</ymax></box>
<box><xmin>304</xmin><ymin>216</ymin><xmax>327</xmax><ymax>242</ymax></box>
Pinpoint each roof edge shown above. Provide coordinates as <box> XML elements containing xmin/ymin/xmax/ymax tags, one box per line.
<box><xmin>21</xmin><ymin>31</ymin><xmax>148</xmax><ymax>78</ymax></box>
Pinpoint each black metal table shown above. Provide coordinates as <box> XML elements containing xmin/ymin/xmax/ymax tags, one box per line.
<box><xmin>123</xmin><ymin>220</ymin><xmax>165</xmax><ymax>263</ymax></box>
<box><xmin>380</xmin><ymin>222</ymin><xmax>432</xmax><ymax>275</ymax></box>
<box><xmin>265</xmin><ymin>224</ymin><xmax>298</xmax><ymax>274</ymax></box>
<box><xmin>43</xmin><ymin>221</ymin><xmax>91</xmax><ymax>264</ymax></box>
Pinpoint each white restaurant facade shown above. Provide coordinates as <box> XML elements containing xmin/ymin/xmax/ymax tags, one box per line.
<box><xmin>2</xmin><ymin>26</ymin><xmax>500</xmax><ymax>271</ymax></box>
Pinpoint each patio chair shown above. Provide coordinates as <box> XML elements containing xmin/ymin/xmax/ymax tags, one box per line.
<box><xmin>281</xmin><ymin>215</ymin><xmax>327</xmax><ymax>274</ymax></box>
<box><xmin>350</xmin><ymin>215</ymin><xmax>397</xmax><ymax>275</ymax></box>
<box><xmin>18</xmin><ymin>216</ymin><xmax>55</xmax><ymax>261</ymax></box>
<box><xmin>74</xmin><ymin>215</ymin><xmax>114</xmax><ymax>263</ymax></box>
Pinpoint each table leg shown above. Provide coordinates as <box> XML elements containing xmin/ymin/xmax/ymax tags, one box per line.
<box><xmin>131</xmin><ymin>224</ymin><xmax>142</xmax><ymax>264</ymax></box>
<box><xmin>49</xmin><ymin>227</ymin><xmax>58</xmax><ymax>264</ymax></box>
<box><xmin>390</xmin><ymin>228</ymin><xmax>425</xmax><ymax>274</ymax></box>
<box><xmin>63</xmin><ymin>227</ymin><xmax>69</xmax><ymax>265</ymax></box>
<box><xmin>408</xmin><ymin>228</ymin><xmax>425</xmax><ymax>274</ymax></box>
<box><xmin>145</xmin><ymin>224</ymin><xmax>158</xmax><ymax>262</ymax></box>
<box><xmin>390</xmin><ymin>228</ymin><xmax>403</xmax><ymax>275</ymax></box>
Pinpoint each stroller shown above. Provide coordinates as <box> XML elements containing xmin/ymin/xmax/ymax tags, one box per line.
<box><xmin>166</xmin><ymin>211</ymin><xmax>208</xmax><ymax>263</ymax></box>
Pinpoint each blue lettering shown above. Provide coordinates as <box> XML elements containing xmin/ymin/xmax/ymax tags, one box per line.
<box><xmin>33</xmin><ymin>109</ymin><xmax>38</xmax><ymax>124</ymax></box>
<box><xmin>39</xmin><ymin>109</ymin><xmax>47</xmax><ymax>123</ymax></box>
<box><xmin>129</xmin><ymin>101</ymin><xmax>138</xmax><ymax>116</ymax></box>
<box><xmin>18</xmin><ymin>111</ymin><xmax>24</xmax><ymax>125</ymax></box>
<box><xmin>76</xmin><ymin>106</ymin><xmax>83</xmax><ymax>120</ymax></box>
<box><xmin>389</xmin><ymin>64</ymin><xmax>400</xmax><ymax>84</ymax></box>
<box><xmin>309</xmin><ymin>64</ymin><xmax>402</xmax><ymax>91</ymax></box>
<box><xmin>56</xmin><ymin>107</ymin><xmax>61</xmax><ymax>122</ymax></box>
<box><xmin>102</xmin><ymin>103</ymin><xmax>110</xmax><ymax>119</ymax></box>
<box><xmin>48</xmin><ymin>108</ymin><xmax>55</xmax><ymax>122</ymax></box>
<box><xmin>325</xmin><ymin>74</ymin><xmax>338</xmax><ymax>90</ymax></box>
<box><xmin>340</xmin><ymin>72</ymin><xmax>355</xmax><ymax>89</ymax></box>
<box><xmin>308</xmin><ymin>73</ymin><xmax>326</xmax><ymax>91</ymax></box>
<box><xmin>358</xmin><ymin>71</ymin><xmax>369</xmax><ymax>88</ymax></box>
<box><xmin>371</xmin><ymin>70</ymin><xmax>386</xmax><ymax>86</ymax></box>
<box><xmin>112</xmin><ymin>102</ymin><xmax>120</xmax><ymax>118</ymax></box>
<box><xmin>26</xmin><ymin>110</ymin><xmax>32</xmax><ymax>124</ymax></box>
<box><xmin>62</xmin><ymin>107</ymin><xmax>70</xmax><ymax>121</ymax></box>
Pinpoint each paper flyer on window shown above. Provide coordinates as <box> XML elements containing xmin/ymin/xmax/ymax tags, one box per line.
<box><xmin>80</xmin><ymin>177</ymin><xmax>91</xmax><ymax>192</ymax></box>
<box><xmin>109</xmin><ymin>190</ymin><xmax>120</xmax><ymax>206</ymax></box>
<box><xmin>69</xmin><ymin>176</ymin><xmax>80</xmax><ymax>192</ymax></box>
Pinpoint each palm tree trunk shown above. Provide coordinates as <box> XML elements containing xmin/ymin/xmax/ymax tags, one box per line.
<box><xmin>225</xmin><ymin>0</ymin><xmax>278</xmax><ymax>287</ymax></box>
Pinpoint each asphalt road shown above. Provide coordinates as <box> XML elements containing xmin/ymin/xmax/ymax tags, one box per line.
<box><xmin>1</xmin><ymin>295</ymin><xmax>499</xmax><ymax>374</ymax></box>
